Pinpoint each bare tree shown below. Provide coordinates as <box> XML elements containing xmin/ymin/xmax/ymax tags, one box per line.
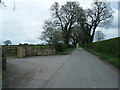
<box><xmin>50</xmin><ymin>2</ymin><xmax>83</xmax><ymax>44</ymax></box>
<box><xmin>41</xmin><ymin>1</ymin><xmax>113</xmax><ymax>46</ymax></box>
<box><xmin>95</xmin><ymin>30</ymin><xmax>105</xmax><ymax>41</ymax></box>
<box><xmin>85</xmin><ymin>0</ymin><xmax>113</xmax><ymax>42</ymax></box>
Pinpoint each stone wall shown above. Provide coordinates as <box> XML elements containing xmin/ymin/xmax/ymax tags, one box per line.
<box><xmin>17</xmin><ymin>45</ymin><xmax>56</xmax><ymax>58</ymax></box>
<box><xmin>34</xmin><ymin>49</ymin><xmax>56</xmax><ymax>56</ymax></box>
<box><xmin>25</xmin><ymin>45</ymin><xmax>34</xmax><ymax>56</ymax></box>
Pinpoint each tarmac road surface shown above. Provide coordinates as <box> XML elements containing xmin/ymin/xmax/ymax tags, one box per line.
<box><xmin>4</xmin><ymin>55</ymin><xmax>70</xmax><ymax>88</ymax></box>
<box><xmin>4</xmin><ymin>48</ymin><xmax>118</xmax><ymax>88</ymax></box>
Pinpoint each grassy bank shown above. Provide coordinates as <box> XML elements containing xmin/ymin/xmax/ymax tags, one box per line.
<box><xmin>56</xmin><ymin>48</ymin><xmax>75</xmax><ymax>55</ymax></box>
<box><xmin>84</xmin><ymin>48</ymin><xmax>119</xmax><ymax>68</ymax></box>
<box><xmin>84</xmin><ymin>37</ymin><xmax>120</xmax><ymax>69</ymax></box>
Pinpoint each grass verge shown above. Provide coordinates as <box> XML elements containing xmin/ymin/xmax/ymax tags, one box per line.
<box><xmin>84</xmin><ymin>48</ymin><xmax>119</xmax><ymax>69</ymax></box>
<box><xmin>56</xmin><ymin>48</ymin><xmax>75</xmax><ymax>55</ymax></box>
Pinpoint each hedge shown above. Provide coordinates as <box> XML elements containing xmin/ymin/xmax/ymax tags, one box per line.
<box><xmin>85</xmin><ymin>37</ymin><xmax>120</xmax><ymax>68</ymax></box>
<box><xmin>54</xmin><ymin>43</ymin><xmax>74</xmax><ymax>52</ymax></box>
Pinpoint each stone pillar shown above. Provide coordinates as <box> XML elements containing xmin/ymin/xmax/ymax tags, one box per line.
<box><xmin>17</xmin><ymin>46</ymin><xmax>26</xmax><ymax>58</ymax></box>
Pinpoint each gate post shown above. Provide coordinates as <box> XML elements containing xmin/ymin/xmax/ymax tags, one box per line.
<box><xmin>2</xmin><ymin>46</ymin><xmax>7</xmax><ymax>70</ymax></box>
<box><xmin>0</xmin><ymin>46</ymin><xmax>1</xmax><ymax>90</ymax></box>
<box><xmin>17</xmin><ymin>46</ymin><xmax>26</xmax><ymax>58</ymax></box>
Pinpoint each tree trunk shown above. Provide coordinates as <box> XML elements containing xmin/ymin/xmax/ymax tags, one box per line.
<box><xmin>64</xmin><ymin>32</ymin><xmax>70</xmax><ymax>45</ymax></box>
<box><xmin>90</xmin><ymin>25</ymin><xmax>97</xmax><ymax>42</ymax></box>
<box><xmin>72</xmin><ymin>42</ymin><xmax>77</xmax><ymax>48</ymax></box>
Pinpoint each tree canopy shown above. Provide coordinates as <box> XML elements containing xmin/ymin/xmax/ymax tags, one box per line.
<box><xmin>40</xmin><ymin>0</ymin><xmax>113</xmax><ymax>47</ymax></box>
<box><xmin>3</xmin><ymin>40</ymin><xmax>12</xmax><ymax>45</ymax></box>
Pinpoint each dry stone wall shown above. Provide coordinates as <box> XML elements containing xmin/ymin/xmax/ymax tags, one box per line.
<box><xmin>17</xmin><ymin>45</ymin><xmax>56</xmax><ymax>58</ymax></box>
<box><xmin>34</xmin><ymin>49</ymin><xmax>56</xmax><ymax>56</ymax></box>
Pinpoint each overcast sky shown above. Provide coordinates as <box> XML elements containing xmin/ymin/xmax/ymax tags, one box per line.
<box><xmin>0</xmin><ymin>0</ymin><xmax>119</xmax><ymax>45</ymax></box>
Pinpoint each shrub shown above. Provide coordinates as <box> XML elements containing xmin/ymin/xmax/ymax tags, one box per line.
<box><xmin>54</xmin><ymin>43</ymin><xmax>74</xmax><ymax>52</ymax></box>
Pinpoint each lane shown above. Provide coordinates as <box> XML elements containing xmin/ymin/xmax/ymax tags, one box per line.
<box><xmin>45</xmin><ymin>48</ymin><xmax>118</xmax><ymax>88</ymax></box>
